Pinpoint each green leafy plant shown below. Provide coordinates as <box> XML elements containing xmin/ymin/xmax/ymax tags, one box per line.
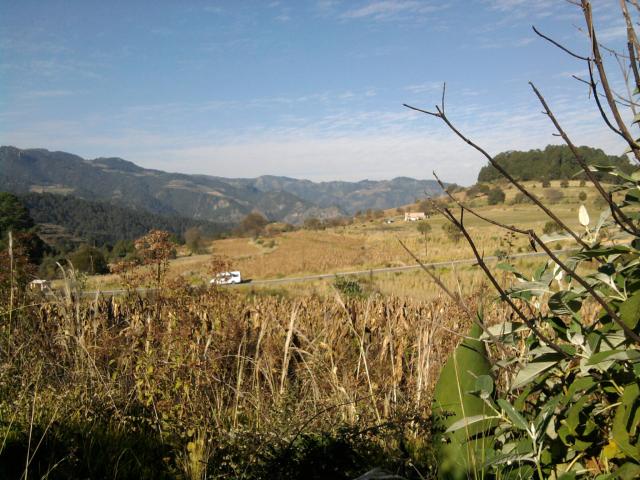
<box><xmin>404</xmin><ymin>2</ymin><xmax>640</xmax><ymax>478</ymax></box>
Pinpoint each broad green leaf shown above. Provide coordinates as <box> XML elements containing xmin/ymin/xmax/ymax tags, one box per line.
<box><xmin>587</xmin><ymin>349</ymin><xmax>640</xmax><ymax>368</ymax></box>
<box><xmin>612</xmin><ymin>383</ymin><xmax>640</xmax><ymax>462</ymax></box>
<box><xmin>497</xmin><ymin>399</ymin><xmax>530</xmax><ymax>431</ymax></box>
<box><xmin>445</xmin><ymin>414</ymin><xmax>499</xmax><ymax>433</ymax></box>
<box><xmin>512</xmin><ymin>360</ymin><xmax>559</xmax><ymax>389</ymax></box>
<box><xmin>549</xmin><ymin>290</ymin><xmax>583</xmax><ymax>316</ymax></box>
<box><xmin>614</xmin><ymin>462</ymin><xmax>640</xmax><ymax>480</ymax></box>
<box><xmin>480</xmin><ymin>321</ymin><xmax>528</xmax><ymax>340</ymax></box>
<box><xmin>620</xmin><ymin>290</ymin><xmax>640</xmax><ymax>329</ymax></box>
<box><xmin>474</xmin><ymin>374</ymin><xmax>494</xmax><ymax>399</ymax></box>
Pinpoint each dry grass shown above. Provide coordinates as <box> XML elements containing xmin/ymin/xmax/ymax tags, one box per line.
<box><xmin>80</xmin><ymin>182</ymin><xmax>607</xmax><ymax>294</ymax></box>
<box><xmin>2</xmin><ymin>272</ymin><xmax>513</xmax><ymax>477</ymax></box>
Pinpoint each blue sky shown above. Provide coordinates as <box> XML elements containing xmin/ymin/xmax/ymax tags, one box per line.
<box><xmin>0</xmin><ymin>0</ymin><xmax>630</xmax><ymax>184</ymax></box>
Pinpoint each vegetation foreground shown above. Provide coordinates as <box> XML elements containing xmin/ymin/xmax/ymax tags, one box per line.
<box><xmin>0</xmin><ymin>273</ymin><xmax>484</xmax><ymax>479</ymax></box>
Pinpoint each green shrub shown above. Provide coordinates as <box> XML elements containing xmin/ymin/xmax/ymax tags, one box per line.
<box><xmin>487</xmin><ymin>187</ymin><xmax>506</xmax><ymax>205</ymax></box>
<box><xmin>542</xmin><ymin>220</ymin><xmax>562</xmax><ymax>235</ymax></box>
<box><xmin>69</xmin><ymin>244</ymin><xmax>109</xmax><ymax>274</ymax></box>
<box><xmin>442</xmin><ymin>223</ymin><xmax>462</xmax><ymax>243</ymax></box>
<box><xmin>513</xmin><ymin>192</ymin><xmax>533</xmax><ymax>204</ymax></box>
<box><xmin>333</xmin><ymin>277</ymin><xmax>365</xmax><ymax>298</ymax></box>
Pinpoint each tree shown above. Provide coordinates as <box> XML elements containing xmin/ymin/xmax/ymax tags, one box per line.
<box><xmin>303</xmin><ymin>217</ymin><xmax>323</xmax><ymax>230</ymax></box>
<box><xmin>578</xmin><ymin>191</ymin><xmax>587</xmax><ymax>202</ymax></box>
<box><xmin>477</xmin><ymin>145</ymin><xmax>634</xmax><ymax>183</ymax></box>
<box><xmin>0</xmin><ymin>192</ymin><xmax>34</xmax><ymax>239</ymax></box>
<box><xmin>486</xmin><ymin>187</ymin><xmax>505</xmax><ymax>205</ymax></box>
<box><xmin>512</xmin><ymin>192</ymin><xmax>532</xmax><ymax>204</ymax></box>
<box><xmin>184</xmin><ymin>227</ymin><xmax>205</xmax><ymax>254</ymax></box>
<box><xmin>416</xmin><ymin>221</ymin><xmax>432</xmax><ymax>256</ymax></box>
<box><xmin>442</xmin><ymin>222</ymin><xmax>461</xmax><ymax>243</ymax></box>
<box><xmin>0</xmin><ymin>192</ymin><xmax>50</xmax><ymax>264</ymax></box>
<box><xmin>239</xmin><ymin>213</ymin><xmax>268</xmax><ymax>237</ymax></box>
<box><xmin>69</xmin><ymin>244</ymin><xmax>109</xmax><ymax>274</ymax></box>
<box><xmin>134</xmin><ymin>230</ymin><xmax>175</xmax><ymax>287</ymax></box>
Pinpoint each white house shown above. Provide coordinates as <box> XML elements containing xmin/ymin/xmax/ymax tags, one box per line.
<box><xmin>404</xmin><ymin>212</ymin><xmax>426</xmax><ymax>221</ymax></box>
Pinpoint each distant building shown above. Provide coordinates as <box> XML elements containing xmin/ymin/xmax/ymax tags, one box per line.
<box><xmin>404</xmin><ymin>212</ymin><xmax>426</xmax><ymax>221</ymax></box>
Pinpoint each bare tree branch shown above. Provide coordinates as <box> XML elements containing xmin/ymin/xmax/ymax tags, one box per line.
<box><xmin>532</xmin><ymin>25</ymin><xmax>590</xmax><ymax>61</ymax></box>
<box><xmin>436</xmin><ymin>207</ymin><xmax>570</xmax><ymax>357</ymax></box>
<box><xmin>403</xmin><ymin>91</ymin><xmax>591</xmax><ymax>250</ymax></box>
<box><xmin>583</xmin><ymin>0</ymin><xmax>640</xmax><ymax>162</ymax></box>
<box><xmin>431</xmin><ymin>175</ymin><xmax>640</xmax><ymax>344</ymax></box>
<box><xmin>529</xmin><ymin>82</ymin><xmax>639</xmax><ymax>236</ymax></box>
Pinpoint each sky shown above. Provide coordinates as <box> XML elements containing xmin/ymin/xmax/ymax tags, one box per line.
<box><xmin>0</xmin><ymin>0</ymin><xmax>632</xmax><ymax>185</ymax></box>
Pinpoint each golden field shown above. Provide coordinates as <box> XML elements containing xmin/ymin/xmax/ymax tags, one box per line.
<box><xmin>83</xmin><ymin>180</ymin><xmax>611</xmax><ymax>302</ymax></box>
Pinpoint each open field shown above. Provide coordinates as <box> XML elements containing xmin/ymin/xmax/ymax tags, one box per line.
<box><xmin>82</xmin><ymin>180</ymin><xmax>614</xmax><ymax>301</ymax></box>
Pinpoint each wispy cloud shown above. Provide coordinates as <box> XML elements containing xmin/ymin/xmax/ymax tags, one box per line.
<box><xmin>2</xmin><ymin>85</ymin><xmax>628</xmax><ymax>185</ymax></box>
<box><xmin>404</xmin><ymin>82</ymin><xmax>442</xmax><ymax>94</ymax></box>
<box><xmin>340</xmin><ymin>0</ymin><xmax>447</xmax><ymax>21</ymax></box>
<box><xmin>21</xmin><ymin>90</ymin><xmax>77</xmax><ymax>99</ymax></box>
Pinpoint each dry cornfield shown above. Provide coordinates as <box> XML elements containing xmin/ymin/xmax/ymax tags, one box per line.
<box><xmin>0</xmin><ymin>274</ymin><xmax>515</xmax><ymax>478</ymax></box>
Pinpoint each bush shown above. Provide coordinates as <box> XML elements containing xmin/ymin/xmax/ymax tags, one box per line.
<box><xmin>333</xmin><ymin>277</ymin><xmax>365</xmax><ymax>298</ymax></box>
<box><xmin>238</xmin><ymin>213</ymin><xmax>269</xmax><ymax>237</ymax></box>
<box><xmin>184</xmin><ymin>226</ymin><xmax>205</xmax><ymax>254</ymax></box>
<box><xmin>442</xmin><ymin>222</ymin><xmax>462</xmax><ymax>243</ymax></box>
<box><xmin>542</xmin><ymin>220</ymin><xmax>562</xmax><ymax>235</ymax></box>
<box><xmin>578</xmin><ymin>191</ymin><xmax>587</xmax><ymax>201</ymax></box>
<box><xmin>512</xmin><ymin>192</ymin><xmax>532</xmax><ymax>204</ymax></box>
<box><xmin>303</xmin><ymin>217</ymin><xmax>324</xmax><ymax>230</ymax></box>
<box><xmin>465</xmin><ymin>184</ymin><xmax>491</xmax><ymax>199</ymax></box>
<box><xmin>69</xmin><ymin>244</ymin><xmax>109</xmax><ymax>274</ymax></box>
<box><xmin>545</xmin><ymin>188</ymin><xmax>564</xmax><ymax>204</ymax></box>
<box><xmin>487</xmin><ymin>187</ymin><xmax>506</xmax><ymax>205</ymax></box>
<box><xmin>560</xmin><ymin>179</ymin><xmax>569</xmax><ymax>188</ymax></box>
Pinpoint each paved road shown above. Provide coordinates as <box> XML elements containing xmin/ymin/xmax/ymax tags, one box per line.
<box><xmin>76</xmin><ymin>248</ymin><xmax>575</xmax><ymax>296</ymax></box>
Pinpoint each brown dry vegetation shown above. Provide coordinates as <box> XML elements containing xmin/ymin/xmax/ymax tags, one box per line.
<box><xmin>85</xmin><ymin>182</ymin><xmax>608</xmax><ymax>294</ymax></box>
<box><xmin>0</xmin><ymin>266</ymin><xmax>514</xmax><ymax>478</ymax></box>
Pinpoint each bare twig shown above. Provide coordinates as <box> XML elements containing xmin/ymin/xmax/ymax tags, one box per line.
<box><xmin>532</xmin><ymin>25</ymin><xmax>590</xmax><ymax>61</ymax></box>
<box><xmin>432</xmin><ymin>174</ymin><xmax>640</xmax><ymax>344</ymax></box>
<box><xmin>529</xmin><ymin>82</ymin><xmax>639</xmax><ymax>236</ymax></box>
<box><xmin>438</xmin><ymin>207</ymin><xmax>569</xmax><ymax>357</ymax></box>
<box><xmin>404</xmin><ymin>94</ymin><xmax>591</xmax><ymax>250</ymax></box>
<box><xmin>583</xmin><ymin>0</ymin><xmax>640</xmax><ymax>162</ymax></box>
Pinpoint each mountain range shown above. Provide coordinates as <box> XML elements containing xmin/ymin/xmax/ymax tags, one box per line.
<box><xmin>0</xmin><ymin>146</ymin><xmax>443</xmax><ymax>224</ymax></box>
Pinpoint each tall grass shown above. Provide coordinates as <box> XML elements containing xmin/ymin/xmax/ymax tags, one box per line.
<box><xmin>0</xmin><ymin>270</ymin><xmax>507</xmax><ymax>478</ymax></box>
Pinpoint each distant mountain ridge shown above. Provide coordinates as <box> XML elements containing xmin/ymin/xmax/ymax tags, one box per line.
<box><xmin>0</xmin><ymin>146</ymin><xmax>444</xmax><ymax>224</ymax></box>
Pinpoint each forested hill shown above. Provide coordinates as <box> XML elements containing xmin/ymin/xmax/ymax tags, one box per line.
<box><xmin>477</xmin><ymin>145</ymin><xmax>635</xmax><ymax>182</ymax></box>
<box><xmin>20</xmin><ymin>192</ymin><xmax>230</xmax><ymax>247</ymax></box>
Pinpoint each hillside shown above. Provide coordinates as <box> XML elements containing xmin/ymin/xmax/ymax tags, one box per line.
<box><xmin>0</xmin><ymin>146</ymin><xmax>444</xmax><ymax>224</ymax></box>
<box><xmin>222</xmin><ymin>175</ymin><xmax>445</xmax><ymax>214</ymax></box>
<box><xmin>20</xmin><ymin>192</ymin><xmax>230</xmax><ymax>247</ymax></box>
<box><xmin>477</xmin><ymin>144</ymin><xmax>635</xmax><ymax>182</ymax></box>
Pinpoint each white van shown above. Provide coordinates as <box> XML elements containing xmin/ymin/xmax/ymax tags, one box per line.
<box><xmin>210</xmin><ymin>271</ymin><xmax>242</xmax><ymax>285</ymax></box>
